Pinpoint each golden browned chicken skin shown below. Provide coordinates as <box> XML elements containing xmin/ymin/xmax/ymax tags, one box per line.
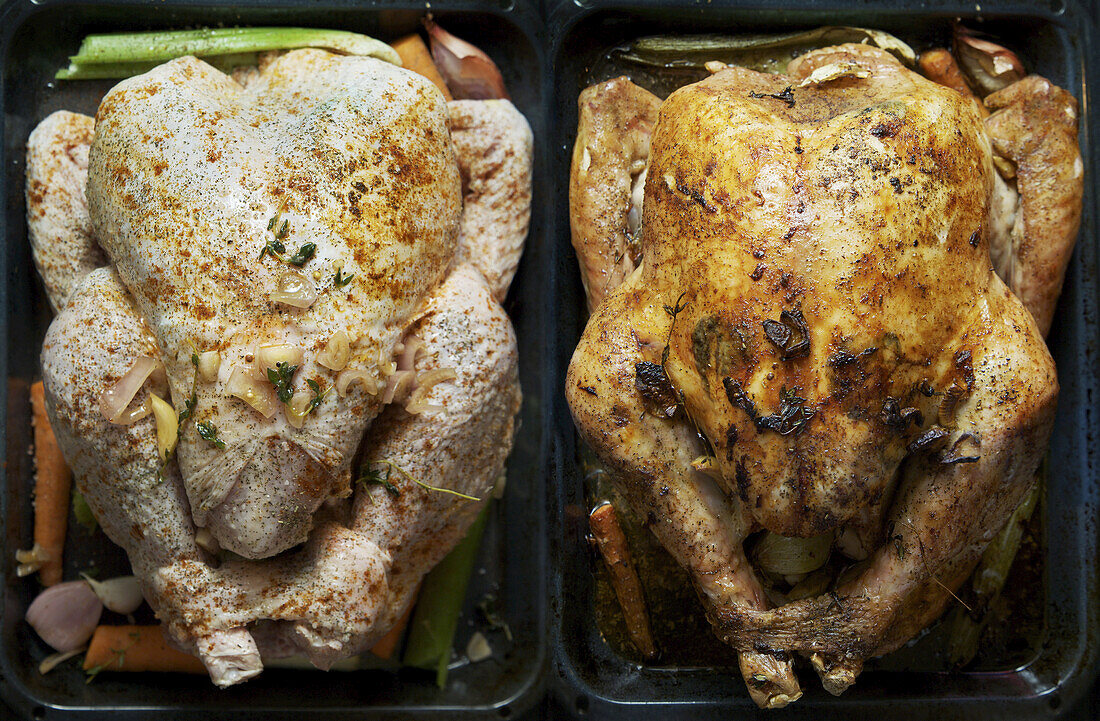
<box><xmin>567</xmin><ymin>44</ymin><xmax>1080</xmax><ymax>707</ymax></box>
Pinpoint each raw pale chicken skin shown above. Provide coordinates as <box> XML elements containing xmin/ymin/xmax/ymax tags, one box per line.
<box><xmin>567</xmin><ymin>44</ymin><xmax>1080</xmax><ymax>707</ymax></box>
<box><xmin>30</xmin><ymin>48</ymin><xmax>531</xmax><ymax>685</ymax></box>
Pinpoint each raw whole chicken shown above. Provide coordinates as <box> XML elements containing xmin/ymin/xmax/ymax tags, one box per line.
<box><xmin>567</xmin><ymin>44</ymin><xmax>1080</xmax><ymax>707</ymax></box>
<box><xmin>27</xmin><ymin>48</ymin><xmax>531</xmax><ymax>685</ymax></box>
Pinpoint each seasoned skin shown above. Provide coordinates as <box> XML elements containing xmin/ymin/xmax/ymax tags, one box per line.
<box><xmin>984</xmin><ymin>75</ymin><xmax>1083</xmax><ymax>336</ymax></box>
<box><xmin>34</xmin><ymin>49</ymin><xmax>531</xmax><ymax>686</ymax></box>
<box><xmin>87</xmin><ymin>51</ymin><xmax>462</xmax><ymax>558</ymax></box>
<box><xmin>449</xmin><ymin>100</ymin><xmax>534</xmax><ymax>302</ymax></box>
<box><xmin>570</xmin><ymin>78</ymin><xmax>661</xmax><ymax>311</ymax></box>
<box><xmin>567</xmin><ymin>43</ymin><xmax>1066</xmax><ymax>703</ymax></box>
<box><xmin>25</xmin><ymin>111</ymin><xmax>105</xmax><ymax>312</ymax></box>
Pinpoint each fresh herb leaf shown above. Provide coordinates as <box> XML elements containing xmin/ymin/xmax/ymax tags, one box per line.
<box><xmin>196</xmin><ymin>421</ymin><xmax>226</xmax><ymax>449</ymax></box>
<box><xmin>287</xmin><ymin>242</ymin><xmax>316</xmax><ymax>267</ymax></box>
<box><xmin>259</xmin><ymin>238</ymin><xmax>287</xmax><ymax>261</ymax></box>
<box><xmin>276</xmin><ymin>219</ymin><xmax>290</xmax><ymax>240</ymax></box>
<box><xmin>177</xmin><ymin>391</ymin><xmax>197</xmax><ymax>424</ymax></box>
<box><xmin>358</xmin><ymin>464</ymin><xmax>401</xmax><ymax>497</ymax></box>
<box><xmin>306</xmin><ymin>378</ymin><xmax>325</xmax><ymax>414</ymax></box>
<box><xmin>72</xmin><ymin>489</ymin><xmax>97</xmax><ymax>534</ymax></box>
<box><xmin>333</xmin><ymin>267</ymin><xmax>355</xmax><ymax>288</ymax></box>
<box><xmin>266</xmin><ymin>361</ymin><xmax>298</xmax><ymax>403</ymax></box>
<box><xmin>363</xmin><ymin>460</ymin><xmax>481</xmax><ymax>501</ymax></box>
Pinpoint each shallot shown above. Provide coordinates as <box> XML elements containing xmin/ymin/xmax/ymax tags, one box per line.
<box><xmin>25</xmin><ymin>580</ymin><xmax>102</xmax><ymax>652</ymax></box>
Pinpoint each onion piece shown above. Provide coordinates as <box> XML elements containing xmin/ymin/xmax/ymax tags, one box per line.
<box><xmin>25</xmin><ymin>580</ymin><xmax>103</xmax><ymax>652</ymax></box>
<box><xmin>81</xmin><ymin>573</ymin><xmax>144</xmax><ymax>614</ymax></box>
<box><xmin>466</xmin><ymin>631</ymin><xmax>492</xmax><ymax>663</ymax></box>
<box><xmin>148</xmin><ymin>393</ymin><xmax>178</xmax><ymax>462</ymax></box>
<box><xmin>397</xmin><ymin>335</ymin><xmax>424</xmax><ymax>372</ymax></box>
<box><xmin>317</xmin><ymin>331</ymin><xmax>351</xmax><ymax>371</ymax></box>
<box><xmin>405</xmin><ymin>368</ymin><xmax>456</xmax><ymax>414</ymax></box>
<box><xmin>336</xmin><ymin>370</ymin><xmax>380</xmax><ymax>397</ymax></box>
<box><xmin>39</xmin><ymin>647</ymin><xmax>85</xmax><ymax>675</ymax></box>
<box><xmin>954</xmin><ymin>26</ymin><xmax>1025</xmax><ymax>97</ymax></box>
<box><xmin>752</xmin><ymin>531</ymin><xmax>833</xmax><ymax>576</ymax></box>
<box><xmin>286</xmin><ymin>390</ymin><xmax>312</xmax><ymax>429</ymax></box>
<box><xmin>98</xmin><ymin>356</ymin><xmax>159</xmax><ymax>424</ymax></box>
<box><xmin>425</xmin><ymin>19</ymin><xmax>509</xmax><ymax>100</ymax></box>
<box><xmin>195</xmin><ymin>528</ymin><xmax>221</xmax><ymax>555</ymax></box>
<box><xmin>227</xmin><ymin>365</ymin><xmax>278</xmax><ymax>417</ymax></box>
<box><xmin>256</xmin><ymin>344</ymin><xmax>304</xmax><ymax>377</ymax></box>
<box><xmin>382</xmin><ymin>370</ymin><xmax>416</xmax><ymax>404</ymax></box>
<box><xmin>270</xmin><ymin>269</ymin><xmax>318</xmax><ymax>309</ymax></box>
<box><xmin>197</xmin><ymin>351</ymin><xmax>221</xmax><ymax>382</ymax></box>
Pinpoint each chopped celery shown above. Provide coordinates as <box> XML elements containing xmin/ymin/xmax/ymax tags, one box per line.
<box><xmin>402</xmin><ymin>503</ymin><xmax>491</xmax><ymax>686</ymax></box>
<box><xmin>57</xmin><ymin>27</ymin><xmax>399</xmax><ymax>80</ymax></box>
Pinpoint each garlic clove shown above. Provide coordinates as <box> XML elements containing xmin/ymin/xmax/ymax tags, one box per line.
<box><xmin>148</xmin><ymin>393</ymin><xmax>178</xmax><ymax>462</ymax></box>
<box><xmin>425</xmin><ymin>19</ymin><xmax>509</xmax><ymax>100</ymax></box>
<box><xmin>81</xmin><ymin>574</ymin><xmax>145</xmax><ymax>615</ymax></box>
<box><xmin>197</xmin><ymin>350</ymin><xmax>221</xmax><ymax>382</ymax></box>
<box><xmin>25</xmin><ymin>580</ymin><xmax>103</xmax><ymax>652</ymax></box>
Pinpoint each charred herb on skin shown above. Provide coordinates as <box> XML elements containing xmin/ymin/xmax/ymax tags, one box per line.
<box><xmin>196</xmin><ymin>421</ymin><xmax>226</xmax><ymax>450</ymax></box>
<box><xmin>723</xmin><ymin>379</ymin><xmax>815</xmax><ymax>436</ymax></box>
<box><xmin>749</xmin><ymin>85</ymin><xmax>795</xmax><ymax>108</ymax></box>
<box><xmin>879</xmin><ymin>397</ymin><xmax>923</xmax><ymax>431</ymax></box>
<box><xmin>762</xmin><ymin>308</ymin><xmax>810</xmax><ymax>360</ymax></box>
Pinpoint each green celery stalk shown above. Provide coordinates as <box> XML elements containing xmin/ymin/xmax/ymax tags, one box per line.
<box><xmin>57</xmin><ymin>27</ymin><xmax>399</xmax><ymax>80</ymax></box>
<box><xmin>402</xmin><ymin>503</ymin><xmax>491</xmax><ymax>687</ymax></box>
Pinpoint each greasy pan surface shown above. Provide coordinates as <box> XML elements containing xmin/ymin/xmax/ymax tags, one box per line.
<box><xmin>0</xmin><ymin>1</ymin><xmax>549</xmax><ymax>718</ymax></box>
<box><xmin>547</xmin><ymin>1</ymin><xmax>1098</xmax><ymax>718</ymax></box>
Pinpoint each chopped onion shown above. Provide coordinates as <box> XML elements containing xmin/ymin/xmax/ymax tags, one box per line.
<box><xmin>227</xmin><ymin>365</ymin><xmax>277</xmax><ymax>417</ymax></box>
<box><xmin>197</xmin><ymin>351</ymin><xmax>221</xmax><ymax>382</ymax></box>
<box><xmin>382</xmin><ymin>370</ymin><xmax>416</xmax><ymax>404</ymax></box>
<box><xmin>405</xmin><ymin>368</ymin><xmax>456</xmax><ymax>414</ymax></box>
<box><xmin>98</xmin><ymin>356</ymin><xmax>158</xmax><ymax>424</ymax></box>
<box><xmin>256</xmin><ymin>344</ymin><xmax>304</xmax><ymax>377</ymax></box>
<box><xmin>286</xmin><ymin>390</ymin><xmax>312</xmax><ymax>429</ymax></box>
<box><xmin>269</xmin><ymin>269</ymin><xmax>318</xmax><ymax>309</ymax></box>
<box><xmin>397</xmin><ymin>334</ymin><xmax>424</xmax><ymax>372</ymax></box>
<box><xmin>425</xmin><ymin>19</ymin><xmax>509</xmax><ymax>100</ymax></box>
<box><xmin>25</xmin><ymin>580</ymin><xmax>102</xmax><ymax>652</ymax></box>
<box><xmin>15</xmin><ymin>543</ymin><xmax>49</xmax><ymax>577</ymax></box>
<box><xmin>39</xmin><ymin>647</ymin><xmax>85</xmax><ymax>675</ymax></box>
<box><xmin>81</xmin><ymin>573</ymin><xmax>144</xmax><ymax>614</ymax></box>
<box><xmin>336</xmin><ymin>370</ymin><xmax>380</xmax><ymax>397</ymax></box>
<box><xmin>148</xmin><ymin>393</ymin><xmax>178</xmax><ymax>462</ymax></box>
<box><xmin>316</xmin><ymin>331</ymin><xmax>351</xmax><ymax>371</ymax></box>
<box><xmin>466</xmin><ymin>631</ymin><xmax>492</xmax><ymax>662</ymax></box>
<box><xmin>752</xmin><ymin>531</ymin><xmax>833</xmax><ymax>576</ymax></box>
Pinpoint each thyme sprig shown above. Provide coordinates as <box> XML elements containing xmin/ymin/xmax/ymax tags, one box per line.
<box><xmin>305</xmin><ymin>378</ymin><xmax>326</xmax><ymax>415</ymax></box>
<box><xmin>196</xmin><ymin>421</ymin><xmax>226</xmax><ymax>449</ymax></box>
<box><xmin>358</xmin><ymin>460</ymin><xmax>480</xmax><ymax>501</ymax></box>
<box><xmin>85</xmin><ymin>631</ymin><xmax>141</xmax><ymax>683</ymax></box>
<box><xmin>266</xmin><ymin>361</ymin><xmax>298</xmax><ymax>403</ymax></box>
<box><xmin>333</xmin><ymin>267</ymin><xmax>355</xmax><ymax>288</ymax></box>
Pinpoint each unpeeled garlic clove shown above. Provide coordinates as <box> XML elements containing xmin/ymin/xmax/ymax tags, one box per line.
<box><xmin>81</xmin><ymin>574</ymin><xmax>145</xmax><ymax>615</ymax></box>
<box><xmin>25</xmin><ymin>580</ymin><xmax>103</xmax><ymax>652</ymax></box>
<box><xmin>425</xmin><ymin>19</ymin><xmax>509</xmax><ymax>100</ymax></box>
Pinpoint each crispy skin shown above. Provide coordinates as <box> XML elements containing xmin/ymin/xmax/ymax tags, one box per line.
<box><xmin>567</xmin><ymin>44</ymin><xmax>1062</xmax><ymax>703</ymax></box>
<box><xmin>985</xmin><ymin>75</ymin><xmax>1083</xmax><ymax>336</ymax></box>
<box><xmin>570</xmin><ymin>78</ymin><xmax>661</xmax><ymax>311</ymax></box>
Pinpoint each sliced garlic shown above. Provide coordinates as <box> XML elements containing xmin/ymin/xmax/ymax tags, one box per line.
<box><xmin>466</xmin><ymin>632</ymin><xmax>492</xmax><ymax>663</ymax></box>
<box><xmin>286</xmin><ymin>390</ymin><xmax>312</xmax><ymax>429</ymax></box>
<box><xmin>337</xmin><ymin>370</ymin><xmax>381</xmax><ymax>397</ymax></box>
<box><xmin>317</xmin><ymin>331</ymin><xmax>350</xmax><ymax>371</ymax></box>
<box><xmin>406</xmin><ymin>368</ymin><xmax>456</xmax><ymax>414</ymax></box>
<box><xmin>270</xmin><ymin>269</ymin><xmax>318</xmax><ymax>309</ymax></box>
<box><xmin>256</xmin><ymin>344</ymin><xmax>304</xmax><ymax>376</ymax></box>
<box><xmin>148</xmin><ymin>393</ymin><xmax>178</xmax><ymax>462</ymax></box>
<box><xmin>197</xmin><ymin>351</ymin><xmax>221</xmax><ymax>382</ymax></box>
<box><xmin>98</xmin><ymin>356</ymin><xmax>159</xmax><ymax>424</ymax></box>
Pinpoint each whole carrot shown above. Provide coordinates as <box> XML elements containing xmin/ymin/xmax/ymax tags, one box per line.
<box><xmin>391</xmin><ymin>34</ymin><xmax>452</xmax><ymax>100</ymax></box>
<box><xmin>31</xmin><ymin>381</ymin><xmax>71</xmax><ymax>586</ymax></box>
<box><xmin>369</xmin><ymin>588</ymin><xmax>418</xmax><ymax>660</ymax></box>
<box><xmin>589</xmin><ymin>502</ymin><xmax>657</xmax><ymax>660</ymax></box>
<box><xmin>83</xmin><ymin>625</ymin><xmax>205</xmax><ymax>676</ymax></box>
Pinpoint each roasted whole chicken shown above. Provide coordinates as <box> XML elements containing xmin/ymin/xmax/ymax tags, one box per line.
<box><xmin>567</xmin><ymin>44</ymin><xmax>1081</xmax><ymax>706</ymax></box>
<box><xmin>27</xmin><ymin>48</ymin><xmax>531</xmax><ymax>685</ymax></box>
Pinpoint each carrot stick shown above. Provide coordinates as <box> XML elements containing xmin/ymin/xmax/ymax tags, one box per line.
<box><xmin>370</xmin><ymin>588</ymin><xmax>418</xmax><ymax>660</ymax></box>
<box><xmin>919</xmin><ymin>48</ymin><xmax>987</xmax><ymax>117</ymax></box>
<box><xmin>31</xmin><ymin>381</ymin><xmax>71</xmax><ymax>587</ymax></box>
<box><xmin>83</xmin><ymin>625</ymin><xmax>206</xmax><ymax>675</ymax></box>
<box><xmin>589</xmin><ymin>502</ymin><xmax>658</xmax><ymax>660</ymax></box>
<box><xmin>391</xmin><ymin>34</ymin><xmax>452</xmax><ymax>100</ymax></box>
